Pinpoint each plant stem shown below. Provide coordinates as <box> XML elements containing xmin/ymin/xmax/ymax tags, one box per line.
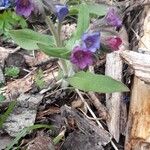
<box><xmin>57</xmin><ymin>21</ymin><xmax>68</xmax><ymax>77</ymax></box>
<box><xmin>45</xmin><ymin>16</ymin><xmax>59</xmax><ymax>46</ymax></box>
<box><xmin>45</xmin><ymin>16</ymin><xmax>68</xmax><ymax>77</ymax></box>
<box><xmin>57</xmin><ymin>21</ymin><xmax>62</xmax><ymax>46</ymax></box>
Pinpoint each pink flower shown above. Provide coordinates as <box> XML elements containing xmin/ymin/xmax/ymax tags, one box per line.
<box><xmin>106</xmin><ymin>37</ymin><xmax>122</xmax><ymax>50</ymax></box>
<box><xmin>70</xmin><ymin>46</ymin><xmax>93</xmax><ymax>69</ymax></box>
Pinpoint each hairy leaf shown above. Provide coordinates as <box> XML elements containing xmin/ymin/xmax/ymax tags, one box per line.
<box><xmin>68</xmin><ymin>71</ymin><xmax>129</xmax><ymax>93</ymax></box>
<box><xmin>9</xmin><ymin>29</ymin><xmax>54</xmax><ymax>50</ymax></box>
<box><xmin>75</xmin><ymin>3</ymin><xmax>90</xmax><ymax>39</ymax></box>
<box><xmin>38</xmin><ymin>43</ymin><xmax>71</xmax><ymax>60</ymax></box>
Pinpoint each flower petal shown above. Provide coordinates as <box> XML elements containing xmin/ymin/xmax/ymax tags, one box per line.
<box><xmin>81</xmin><ymin>32</ymin><xmax>100</xmax><ymax>52</ymax></box>
<box><xmin>70</xmin><ymin>46</ymin><xmax>93</xmax><ymax>69</ymax></box>
<box><xmin>106</xmin><ymin>36</ymin><xmax>122</xmax><ymax>50</ymax></box>
<box><xmin>55</xmin><ymin>4</ymin><xmax>68</xmax><ymax>22</ymax></box>
<box><xmin>15</xmin><ymin>0</ymin><xmax>34</xmax><ymax>17</ymax></box>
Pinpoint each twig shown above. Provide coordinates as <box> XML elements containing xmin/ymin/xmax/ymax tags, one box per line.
<box><xmin>88</xmin><ymin>92</ymin><xmax>109</xmax><ymax>120</ymax></box>
<box><xmin>75</xmin><ymin>89</ymin><xmax>118</xmax><ymax>150</ymax></box>
<box><xmin>76</xmin><ymin>89</ymin><xmax>103</xmax><ymax>127</ymax></box>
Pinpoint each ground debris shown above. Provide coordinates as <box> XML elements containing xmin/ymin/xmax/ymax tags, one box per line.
<box><xmin>3</xmin><ymin>94</ymin><xmax>43</xmax><ymax>137</ymax></box>
<box><xmin>61</xmin><ymin>105</ymin><xmax>111</xmax><ymax>150</ymax></box>
<box><xmin>0</xmin><ymin>135</ymin><xmax>12</xmax><ymax>150</ymax></box>
<box><xmin>0</xmin><ymin>65</ymin><xmax>5</xmax><ymax>84</ymax></box>
<box><xmin>26</xmin><ymin>136</ymin><xmax>55</xmax><ymax>150</ymax></box>
<box><xmin>2</xmin><ymin>67</ymin><xmax>58</xmax><ymax>100</ymax></box>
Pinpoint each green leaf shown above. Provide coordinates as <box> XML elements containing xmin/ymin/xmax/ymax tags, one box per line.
<box><xmin>6</xmin><ymin>124</ymin><xmax>52</xmax><ymax>150</ymax></box>
<box><xmin>9</xmin><ymin>29</ymin><xmax>54</xmax><ymax>50</ymax></box>
<box><xmin>87</xmin><ymin>3</ymin><xmax>108</xmax><ymax>16</ymax></box>
<box><xmin>69</xmin><ymin>3</ymin><xmax>107</xmax><ymax>16</ymax></box>
<box><xmin>38</xmin><ymin>43</ymin><xmax>71</xmax><ymax>60</ymax></box>
<box><xmin>68</xmin><ymin>71</ymin><xmax>129</xmax><ymax>93</ymax></box>
<box><xmin>75</xmin><ymin>3</ymin><xmax>90</xmax><ymax>39</ymax></box>
<box><xmin>0</xmin><ymin>94</ymin><xmax>5</xmax><ymax>102</ymax></box>
<box><xmin>0</xmin><ymin>10</ymin><xmax>27</xmax><ymax>38</ymax></box>
<box><xmin>0</xmin><ymin>101</ymin><xmax>16</xmax><ymax>128</ymax></box>
<box><xmin>5</xmin><ymin>66</ymin><xmax>20</xmax><ymax>78</ymax></box>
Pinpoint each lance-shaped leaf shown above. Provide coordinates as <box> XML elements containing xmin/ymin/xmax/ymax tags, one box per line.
<box><xmin>75</xmin><ymin>3</ymin><xmax>90</xmax><ymax>39</ymax></box>
<box><xmin>68</xmin><ymin>71</ymin><xmax>129</xmax><ymax>93</ymax></box>
<box><xmin>88</xmin><ymin>3</ymin><xmax>107</xmax><ymax>16</ymax></box>
<box><xmin>37</xmin><ymin>43</ymin><xmax>71</xmax><ymax>60</ymax></box>
<box><xmin>9</xmin><ymin>29</ymin><xmax>54</xmax><ymax>50</ymax></box>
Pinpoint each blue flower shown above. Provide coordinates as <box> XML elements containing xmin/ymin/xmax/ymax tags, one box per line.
<box><xmin>81</xmin><ymin>32</ymin><xmax>100</xmax><ymax>52</ymax></box>
<box><xmin>55</xmin><ymin>4</ymin><xmax>69</xmax><ymax>22</ymax></box>
<box><xmin>0</xmin><ymin>0</ymin><xmax>10</xmax><ymax>10</ymax></box>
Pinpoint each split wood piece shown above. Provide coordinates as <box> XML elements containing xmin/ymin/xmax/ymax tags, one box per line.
<box><xmin>121</xmin><ymin>53</ymin><xmax>150</xmax><ymax>145</ymax></box>
<box><xmin>61</xmin><ymin>105</ymin><xmax>111</xmax><ymax>150</ymax></box>
<box><xmin>121</xmin><ymin>50</ymin><xmax>150</xmax><ymax>83</ymax></box>
<box><xmin>105</xmin><ymin>51</ymin><xmax>124</xmax><ymax>142</ymax></box>
<box><xmin>121</xmin><ymin>6</ymin><xmax>150</xmax><ymax>150</ymax></box>
<box><xmin>105</xmin><ymin>27</ymin><xmax>129</xmax><ymax>142</ymax></box>
<box><xmin>124</xmin><ymin>76</ymin><xmax>150</xmax><ymax>150</ymax></box>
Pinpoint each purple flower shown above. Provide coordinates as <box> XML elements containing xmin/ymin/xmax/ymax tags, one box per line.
<box><xmin>15</xmin><ymin>0</ymin><xmax>34</xmax><ymax>17</ymax></box>
<box><xmin>70</xmin><ymin>46</ymin><xmax>93</xmax><ymax>69</ymax></box>
<box><xmin>81</xmin><ymin>32</ymin><xmax>100</xmax><ymax>53</ymax></box>
<box><xmin>106</xmin><ymin>36</ymin><xmax>122</xmax><ymax>50</ymax></box>
<box><xmin>55</xmin><ymin>4</ymin><xmax>69</xmax><ymax>22</ymax></box>
<box><xmin>105</xmin><ymin>8</ymin><xmax>122</xmax><ymax>28</ymax></box>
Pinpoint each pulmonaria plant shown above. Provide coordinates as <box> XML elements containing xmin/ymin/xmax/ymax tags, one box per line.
<box><xmin>9</xmin><ymin>2</ymin><xmax>129</xmax><ymax>93</ymax></box>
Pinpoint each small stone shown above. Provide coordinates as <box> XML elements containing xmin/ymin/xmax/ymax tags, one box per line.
<box><xmin>3</xmin><ymin>94</ymin><xmax>43</xmax><ymax>137</ymax></box>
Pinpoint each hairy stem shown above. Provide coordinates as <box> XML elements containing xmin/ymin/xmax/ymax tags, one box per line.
<box><xmin>45</xmin><ymin>16</ymin><xmax>59</xmax><ymax>46</ymax></box>
<box><xmin>45</xmin><ymin>16</ymin><xmax>68</xmax><ymax>77</ymax></box>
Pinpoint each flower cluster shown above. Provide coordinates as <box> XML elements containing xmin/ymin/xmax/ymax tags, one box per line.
<box><xmin>15</xmin><ymin>0</ymin><xmax>68</xmax><ymax>21</ymax></box>
<box><xmin>71</xmin><ymin>32</ymin><xmax>100</xmax><ymax>69</ymax></box>
<box><xmin>13</xmin><ymin>2</ymin><xmax>122</xmax><ymax>69</ymax></box>
<box><xmin>70</xmin><ymin>8</ymin><xmax>123</xmax><ymax>69</ymax></box>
